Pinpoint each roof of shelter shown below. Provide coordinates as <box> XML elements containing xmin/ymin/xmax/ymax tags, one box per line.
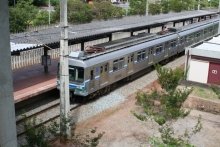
<box><xmin>10</xmin><ymin>10</ymin><xmax>218</xmax><ymax>53</ymax></box>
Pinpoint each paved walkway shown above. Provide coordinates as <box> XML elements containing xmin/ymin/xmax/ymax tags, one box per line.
<box><xmin>13</xmin><ymin>59</ymin><xmax>58</xmax><ymax>103</ymax></box>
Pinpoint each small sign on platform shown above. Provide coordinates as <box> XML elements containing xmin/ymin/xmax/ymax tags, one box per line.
<box><xmin>41</xmin><ymin>55</ymin><xmax>51</xmax><ymax>66</ymax></box>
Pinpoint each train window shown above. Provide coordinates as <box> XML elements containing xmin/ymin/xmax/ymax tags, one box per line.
<box><xmin>90</xmin><ymin>70</ymin><xmax>93</xmax><ymax>80</ymax></box>
<box><xmin>148</xmin><ymin>47</ymin><xmax>153</xmax><ymax>55</ymax></box>
<box><xmin>131</xmin><ymin>55</ymin><xmax>133</xmax><ymax>62</ymax></box>
<box><xmin>75</xmin><ymin>68</ymin><xmax>84</xmax><ymax>82</ymax></box>
<box><xmin>159</xmin><ymin>45</ymin><xmax>162</xmax><ymax>52</ymax></box>
<box><xmin>204</xmin><ymin>29</ymin><xmax>207</xmax><ymax>35</ymax></box>
<box><xmin>105</xmin><ymin>64</ymin><xmax>108</xmax><ymax>72</ymax></box>
<box><xmin>69</xmin><ymin>66</ymin><xmax>84</xmax><ymax>83</ymax></box>
<box><xmin>171</xmin><ymin>41</ymin><xmax>174</xmax><ymax>48</ymax></box>
<box><xmin>156</xmin><ymin>48</ymin><xmax>159</xmax><ymax>54</ymax></box>
<box><xmin>142</xmin><ymin>51</ymin><xmax>146</xmax><ymax>59</ymax></box>
<box><xmin>113</xmin><ymin>60</ymin><xmax>118</xmax><ymax>71</ymax></box>
<box><xmin>165</xmin><ymin>42</ymin><xmax>169</xmax><ymax>48</ymax></box>
<box><xmin>100</xmin><ymin>66</ymin><xmax>103</xmax><ymax>73</ymax></box>
<box><xmin>187</xmin><ymin>35</ymin><xmax>191</xmax><ymax>42</ymax></box>
<box><xmin>181</xmin><ymin>37</ymin><xmax>184</xmax><ymax>44</ymax></box>
<box><xmin>210</xmin><ymin>27</ymin><xmax>213</xmax><ymax>32</ymax></box>
<box><xmin>137</xmin><ymin>52</ymin><xmax>142</xmax><ymax>61</ymax></box>
<box><xmin>128</xmin><ymin>57</ymin><xmax>130</xmax><ymax>63</ymax></box>
<box><xmin>118</xmin><ymin>58</ymin><xmax>124</xmax><ymax>69</ymax></box>
<box><xmin>69</xmin><ymin>67</ymin><xmax>75</xmax><ymax>81</ymax></box>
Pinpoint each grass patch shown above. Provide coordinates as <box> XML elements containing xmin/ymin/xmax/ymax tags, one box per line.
<box><xmin>191</xmin><ymin>87</ymin><xmax>219</xmax><ymax>101</ymax></box>
<box><xmin>106</xmin><ymin>109</ymin><xmax>118</xmax><ymax>117</ymax></box>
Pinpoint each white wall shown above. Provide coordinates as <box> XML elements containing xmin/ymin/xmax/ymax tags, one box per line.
<box><xmin>188</xmin><ymin>59</ymin><xmax>209</xmax><ymax>83</ymax></box>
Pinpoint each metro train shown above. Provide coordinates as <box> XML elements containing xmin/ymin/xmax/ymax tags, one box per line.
<box><xmin>57</xmin><ymin>17</ymin><xmax>220</xmax><ymax>102</ymax></box>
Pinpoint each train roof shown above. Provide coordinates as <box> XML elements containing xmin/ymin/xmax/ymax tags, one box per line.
<box><xmin>186</xmin><ymin>34</ymin><xmax>220</xmax><ymax>59</ymax></box>
<box><xmin>93</xmin><ymin>33</ymin><xmax>156</xmax><ymax>50</ymax></box>
<box><xmin>69</xmin><ymin>34</ymin><xmax>178</xmax><ymax>68</ymax></box>
<box><xmin>179</xmin><ymin>17</ymin><xmax>219</xmax><ymax>32</ymax></box>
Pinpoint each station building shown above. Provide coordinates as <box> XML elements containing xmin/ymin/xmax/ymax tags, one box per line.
<box><xmin>185</xmin><ymin>34</ymin><xmax>220</xmax><ymax>84</ymax></box>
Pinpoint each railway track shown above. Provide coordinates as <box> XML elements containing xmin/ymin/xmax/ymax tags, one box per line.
<box><xmin>16</xmin><ymin>53</ymin><xmax>186</xmax><ymax>140</ymax></box>
<box><xmin>16</xmin><ymin>99</ymin><xmax>81</xmax><ymax>137</ymax></box>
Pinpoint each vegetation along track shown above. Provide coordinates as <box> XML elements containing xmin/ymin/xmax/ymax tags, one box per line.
<box><xmin>16</xmin><ymin>101</ymin><xmax>81</xmax><ymax>137</ymax></box>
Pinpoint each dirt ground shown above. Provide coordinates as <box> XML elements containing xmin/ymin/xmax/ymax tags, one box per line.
<box><xmin>75</xmin><ymin>80</ymin><xmax>220</xmax><ymax>147</ymax></box>
<box><xmin>51</xmin><ymin>80</ymin><xmax>220</xmax><ymax>147</ymax></box>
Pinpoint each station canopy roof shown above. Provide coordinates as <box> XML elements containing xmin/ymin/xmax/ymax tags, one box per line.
<box><xmin>10</xmin><ymin>10</ymin><xmax>218</xmax><ymax>53</ymax></box>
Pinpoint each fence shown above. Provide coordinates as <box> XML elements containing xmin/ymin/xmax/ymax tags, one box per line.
<box><xmin>11</xmin><ymin>38</ymin><xmax>109</xmax><ymax>70</ymax></box>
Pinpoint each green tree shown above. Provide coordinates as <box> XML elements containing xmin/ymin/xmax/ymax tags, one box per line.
<box><xmin>169</xmin><ymin>0</ymin><xmax>183</xmax><ymax>12</ymax></box>
<box><xmin>8</xmin><ymin>0</ymin><xmax>48</xmax><ymax>6</ymax></box>
<box><xmin>131</xmin><ymin>64</ymin><xmax>201</xmax><ymax>146</ymax></box>
<box><xmin>9</xmin><ymin>0</ymin><xmax>38</xmax><ymax>33</ymax></box>
<box><xmin>149</xmin><ymin>3</ymin><xmax>161</xmax><ymax>15</ymax></box>
<box><xmin>32</xmin><ymin>0</ymin><xmax>47</xmax><ymax>6</ymax></box>
<box><xmin>129</xmin><ymin>0</ymin><xmax>146</xmax><ymax>15</ymax></box>
<box><xmin>53</xmin><ymin>0</ymin><xmax>94</xmax><ymax>24</ymax></box>
<box><xmin>161</xmin><ymin>0</ymin><xmax>169</xmax><ymax>13</ymax></box>
<box><xmin>33</xmin><ymin>10</ymin><xmax>56</xmax><ymax>26</ymax></box>
<box><xmin>92</xmin><ymin>2</ymin><xmax>124</xmax><ymax>20</ymax></box>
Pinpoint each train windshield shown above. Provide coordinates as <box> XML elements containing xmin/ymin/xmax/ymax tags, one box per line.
<box><xmin>69</xmin><ymin>66</ymin><xmax>84</xmax><ymax>83</ymax></box>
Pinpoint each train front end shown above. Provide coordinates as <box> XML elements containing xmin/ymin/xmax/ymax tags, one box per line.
<box><xmin>57</xmin><ymin>51</ymin><xmax>89</xmax><ymax>102</ymax></box>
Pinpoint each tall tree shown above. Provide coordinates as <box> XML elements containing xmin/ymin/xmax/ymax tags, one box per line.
<box><xmin>53</xmin><ymin>0</ymin><xmax>94</xmax><ymax>24</ymax></box>
<box><xmin>129</xmin><ymin>0</ymin><xmax>146</xmax><ymax>15</ymax></box>
<box><xmin>9</xmin><ymin>0</ymin><xmax>38</xmax><ymax>33</ymax></box>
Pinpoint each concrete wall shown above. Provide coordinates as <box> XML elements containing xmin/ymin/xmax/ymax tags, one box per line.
<box><xmin>0</xmin><ymin>0</ymin><xmax>17</xmax><ymax>146</ymax></box>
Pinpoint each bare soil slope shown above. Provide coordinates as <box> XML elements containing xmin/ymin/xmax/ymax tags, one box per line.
<box><xmin>75</xmin><ymin>81</ymin><xmax>220</xmax><ymax>147</ymax></box>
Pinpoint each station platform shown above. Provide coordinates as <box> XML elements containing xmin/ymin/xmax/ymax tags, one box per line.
<box><xmin>13</xmin><ymin>59</ymin><xmax>58</xmax><ymax>103</ymax></box>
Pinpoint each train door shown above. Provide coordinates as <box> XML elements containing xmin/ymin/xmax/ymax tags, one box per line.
<box><xmin>127</xmin><ymin>54</ymin><xmax>134</xmax><ymax>73</ymax></box>
<box><xmin>100</xmin><ymin>63</ymin><xmax>108</xmax><ymax>85</ymax></box>
<box><xmin>164</xmin><ymin>42</ymin><xmax>169</xmax><ymax>57</ymax></box>
<box><xmin>148</xmin><ymin>47</ymin><xmax>153</xmax><ymax>64</ymax></box>
<box><xmin>90</xmin><ymin>69</ymin><xmax>94</xmax><ymax>89</ymax></box>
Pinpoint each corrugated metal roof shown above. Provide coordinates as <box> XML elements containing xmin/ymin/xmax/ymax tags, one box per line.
<box><xmin>10</xmin><ymin>42</ymin><xmax>42</xmax><ymax>52</ymax></box>
<box><xmin>10</xmin><ymin>10</ymin><xmax>218</xmax><ymax>52</ymax></box>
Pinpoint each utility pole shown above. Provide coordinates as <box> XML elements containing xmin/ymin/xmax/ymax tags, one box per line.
<box><xmin>146</xmin><ymin>0</ymin><xmax>148</xmax><ymax>16</ymax></box>
<box><xmin>60</xmin><ymin>0</ymin><xmax>71</xmax><ymax>138</ymax></box>
<box><xmin>198</xmin><ymin>0</ymin><xmax>200</xmax><ymax>10</ymax></box>
<box><xmin>0</xmin><ymin>0</ymin><xmax>18</xmax><ymax>146</ymax></box>
<box><xmin>218</xmin><ymin>0</ymin><xmax>220</xmax><ymax>34</ymax></box>
<box><xmin>49</xmin><ymin>0</ymin><xmax>50</xmax><ymax>24</ymax></box>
